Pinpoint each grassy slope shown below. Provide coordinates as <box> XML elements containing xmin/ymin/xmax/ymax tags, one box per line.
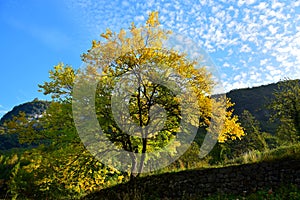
<box><xmin>83</xmin><ymin>144</ymin><xmax>300</xmax><ymax>200</ymax></box>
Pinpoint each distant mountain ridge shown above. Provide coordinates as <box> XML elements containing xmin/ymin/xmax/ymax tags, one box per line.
<box><xmin>0</xmin><ymin>99</ymin><xmax>50</xmax><ymax>151</ymax></box>
<box><xmin>0</xmin><ymin>98</ymin><xmax>50</xmax><ymax>125</ymax></box>
<box><xmin>227</xmin><ymin>82</ymin><xmax>278</xmax><ymax>134</ymax></box>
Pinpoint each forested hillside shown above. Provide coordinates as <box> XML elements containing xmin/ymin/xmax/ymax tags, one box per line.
<box><xmin>0</xmin><ymin>99</ymin><xmax>49</xmax><ymax>125</ymax></box>
<box><xmin>227</xmin><ymin>82</ymin><xmax>278</xmax><ymax>134</ymax></box>
<box><xmin>0</xmin><ymin>99</ymin><xmax>49</xmax><ymax>151</ymax></box>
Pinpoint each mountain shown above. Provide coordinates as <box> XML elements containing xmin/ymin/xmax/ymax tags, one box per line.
<box><xmin>227</xmin><ymin>82</ymin><xmax>278</xmax><ymax>134</ymax></box>
<box><xmin>0</xmin><ymin>98</ymin><xmax>50</xmax><ymax>125</ymax></box>
<box><xmin>0</xmin><ymin>99</ymin><xmax>50</xmax><ymax>151</ymax></box>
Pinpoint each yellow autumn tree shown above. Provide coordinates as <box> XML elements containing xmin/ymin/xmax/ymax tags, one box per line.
<box><xmin>37</xmin><ymin>11</ymin><xmax>244</xmax><ymax>177</ymax></box>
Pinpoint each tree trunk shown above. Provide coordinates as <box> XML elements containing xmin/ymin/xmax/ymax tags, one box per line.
<box><xmin>130</xmin><ymin>152</ymin><xmax>138</xmax><ymax>180</ymax></box>
<box><xmin>138</xmin><ymin>137</ymin><xmax>147</xmax><ymax>173</ymax></box>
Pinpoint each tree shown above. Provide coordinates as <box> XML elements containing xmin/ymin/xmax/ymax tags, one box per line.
<box><xmin>239</xmin><ymin>110</ymin><xmax>268</xmax><ymax>151</ymax></box>
<box><xmin>199</xmin><ymin>99</ymin><xmax>245</xmax><ymax>163</ymax></box>
<box><xmin>9</xmin><ymin>12</ymin><xmax>244</xmax><ymax>183</ymax></box>
<box><xmin>220</xmin><ymin>109</ymin><xmax>272</xmax><ymax>160</ymax></box>
<box><xmin>268</xmin><ymin>79</ymin><xmax>300</xmax><ymax>143</ymax></box>
<box><xmin>38</xmin><ymin>11</ymin><xmax>244</xmax><ymax>177</ymax></box>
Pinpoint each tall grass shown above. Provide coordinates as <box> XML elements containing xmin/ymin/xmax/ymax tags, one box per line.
<box><xmin>225</xmin><ymin>143</ymin><xmax>300</xmax><ymax>166</ymax></box>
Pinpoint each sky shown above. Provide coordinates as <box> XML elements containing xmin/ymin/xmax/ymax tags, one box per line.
<box><xmin>0</xmin><ymin>0</ymin><xmax>300</xmax><ymax>118</ymax></box>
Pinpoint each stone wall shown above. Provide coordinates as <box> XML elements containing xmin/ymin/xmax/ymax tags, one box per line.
<box><xmin>86</xmin><ymin>158</ymin><xmax>300</xmax><ymax>199</ymax></box>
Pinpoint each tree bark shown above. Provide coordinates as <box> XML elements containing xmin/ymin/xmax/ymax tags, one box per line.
<box><xmin>138</xmin><ymin>137</ymin><xmax>147</xmax><ymax>173</ymax></box>
<box><xmin>130</xmin><ymin>152</ymin><xmax>138</xmax><ymax>180</ymax></box>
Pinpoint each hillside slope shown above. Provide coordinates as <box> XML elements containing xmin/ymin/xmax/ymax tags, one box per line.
<box><xmin>227</xmin><ymin>82</ymin><xmax>278</xmax><ymax>134</ymax></box>
<box><xmin>0</xmin><ymin>99</ymin><xmax>49</xmax><ymax>125</ymax></box>
<box><xmin>0</xmin><ymin>99</ymin><xmax>49</xmax><ymax>150</ymax></box>
<box><xmin>83</xmin><ymin>157</ymin><xmax>300</xmax><ymax>199</ymax></box>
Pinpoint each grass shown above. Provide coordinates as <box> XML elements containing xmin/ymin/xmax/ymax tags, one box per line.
<box><xmin>225</xmin><ymin>143</ymin><xmax>300</xmax><ymax>165</ymax></box>
<box><xmin>145</xmin><ymin>143</ymin><xmax>300</xmax><ymax>176</ymax></box>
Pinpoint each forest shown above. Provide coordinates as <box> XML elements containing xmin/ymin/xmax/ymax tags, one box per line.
<box><xmin>0</xmin><ymin>12</ymin><xmax>300</xmax><ymax>199</ymax></box>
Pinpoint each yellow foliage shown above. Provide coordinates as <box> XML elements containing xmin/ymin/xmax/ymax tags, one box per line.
<box><xmin>218</xmin><ymin>98</ymin><xmax>245</xmax><ymax>143</ymax></box>
<box><xmin>146</xmin><ymin>11</ymin><xmax>160</xmax><ymax>27</ymax></box>
<box><xmin>38</xmin><ymin>63</ymin><xmax>76</xmax><ymax>99</ymax></box>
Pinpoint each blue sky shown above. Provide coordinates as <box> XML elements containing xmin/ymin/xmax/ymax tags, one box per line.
<box><xmin>1</xmin><ymin>0</ymin><xmax>300</xmax><ymax>118</ymax></box>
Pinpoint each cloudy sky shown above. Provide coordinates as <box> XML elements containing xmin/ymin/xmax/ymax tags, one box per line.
<box><xmin>1</xmin><ymin>0</ymin><xmax>300</xmax><ymax>117</ymax></box>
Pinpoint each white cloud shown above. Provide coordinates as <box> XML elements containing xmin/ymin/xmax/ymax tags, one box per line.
<box><xmin>268</xmin><ymin>25</ymin><xmax>278</xmax><ymax>35</ymax></box>
<box><xmin>256</xmin><ymin>2</ymin><xmax>268</xmax><ymax>10</ymax></box>
<box><xmin>270</xmin><ymin>69</ymin><xmax>282</xmax><ymax>76</ymax></box>
<box><xmin>246</xmin><ymin>0</ymin><xmax>256</xmax><ymax>5</ymax></box>
<box><xmin>223</xmin><ymin>62</ymin><xmax>230</xmax><ymax>68</ymax></box>
<box><xmin>266</xmin><ymin>65</ymin><xmax>275</xmax><ymax>71</ymax></box>
<box><xmin>65</xmin><ymin>0</ymin><xmax>300</xmax><ymax>91</ymax></box>
<box><xmin>272</xmin><ymin>1</ymin><xmax>284</xmax><ymax>9</ymax></box>
<box><xmin>224</xmin><ymin>81</ymin><xmax>250</xmax><ymax>91</ymax></box>
<box><xmin>237</xmin><ymin>0</ymin><xmax>245</xmax><ymax>7</ymax></box>
<box><xmin>134</xmin><ymin>15</ymin><xmax>145</xmax><ymax>22</ymax></box>
<box><xmin>233</xmin><ymin>74</ymin><xmax>241</xmax><ymax>81</ymax></box>
<box><xmin>260</xmin><ymin>59</ymin><xmax>268</xmax><ymax>66</ymax></box>
<box><xmin>250</xmin><ymin>73</ymin><xmax>260</xmax><ymax>81</ymax></box>
<box><xmin>293</xmin><ymin>1</ymin><xmax>300</xmax><ymax>7</ymax></box>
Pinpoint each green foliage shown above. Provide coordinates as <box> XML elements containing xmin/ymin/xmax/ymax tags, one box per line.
<box><xmin>0</xmin><ymin>134</ymin><xmax>26</xmax><ymax>151</ymax></box>
<box><xmin>238</xmin><ymin>149</ymin><xmax>262</xmax><ymax>164</ymax></box>
<box><xmin>217</xmin><ymin>110</ymin><xmax>275</xmax><ymax>162</ymax></box>
<box><xmin>0</xmin><ymin>99</ymin><xmax>50</xmax><ymax>151</ymax></box>
<box><xmin>268</xmin><ymin>79</ymin><xmax>300</xmax><ymax>143</ymax></box>
<box><xmin>0</xmin><ymin>152</ymin><xmax>32</xmax><ymax>199</ymax></box>
<box><xmin>0</xmin><ymin>146</ymin><xmax>126</xmax><ymax>199</ymax></box>
<box><xmin>239</xmin><ymin>110</ymin><xmax>268</xmax><ymax>150</ymax></box>
<box><xmin>200</xmin><ymin>110</ymin><xmax>265</xmax><ymax>165</ymax></box>
<box><xmin>164</xmin><ymin>141</ymin><xmax>212</xmax><ymax>171</ymax></box>
<box><xmin>1</xmin><ymin>100</ymin><xmax>127</xmax><ymax>198</ymax></box>
<box><xmin>227</xmin><ymin>143</ymin><xmax>300</xmax><ymax>165</ymax></box>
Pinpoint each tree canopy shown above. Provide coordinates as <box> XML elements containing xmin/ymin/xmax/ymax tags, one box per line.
<box><xmin>39</xmin><ymin>11</ymin><xmax>244</xmax><ymax>175</ymax></box>
<box><xmin>268</xmin><ymin>79</ymin><xmax>300</xmax><ymax>143</ymax></box>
